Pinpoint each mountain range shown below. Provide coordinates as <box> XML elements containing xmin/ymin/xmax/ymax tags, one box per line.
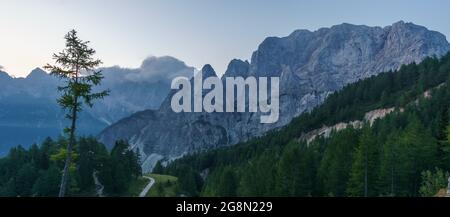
<box><xmin>98</xmin><ymin>21</ymin><xmax>450</xmax><ymax>172</ymax></box>
<box><xmin>0</xmin><ymin>56</ymin><xmax>195</xmax><ymax>155</ymax></box>
<box><xmin>1</xmin><ymin>21</ymin><xmax>449</xmax><ymax>171</ymax></box>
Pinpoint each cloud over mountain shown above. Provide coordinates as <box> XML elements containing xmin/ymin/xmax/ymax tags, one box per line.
<box><xmin>101</xmin><ymin>56</ymin><xmax>195</xmax><ymax>84</ymax></box>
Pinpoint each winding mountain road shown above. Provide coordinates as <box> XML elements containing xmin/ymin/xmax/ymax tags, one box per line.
<box><xmin>139</xmin><ymin>176</ymin><xmax>155</xmax><ymax>197</ymax></box>
<box><xmin>93</xmin><ymin>171</ymin><xmax>105</xmax><ymax>197</ymax></box>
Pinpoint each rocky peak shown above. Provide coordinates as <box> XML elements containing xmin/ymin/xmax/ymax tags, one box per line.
<box><xmin>224</xmin><ymin>59</ymin><xmax>250</xmax><ymax>78</ymax></box>
<box><xmin>26</xmin><ymin>68</ymin><xmax>49</xmax><ymax>80</ymax></box>
<box><xmin>0</xmin><ymin>70</ymin><xmax>12</xmax><ymax>81</ymax></box>
<box><xmin>200</xmin><ymin>64</ymin><xmax>217</xmax><ymax>78</ymax></box>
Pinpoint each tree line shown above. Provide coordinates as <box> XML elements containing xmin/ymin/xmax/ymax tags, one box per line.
<box><xmin>0</xmin><ymin>137</ymin><xmax>141</xmax><ymax>196</ymax></box>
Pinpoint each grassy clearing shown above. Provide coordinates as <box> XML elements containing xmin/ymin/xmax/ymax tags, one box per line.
<box><xmin>145</xmin><ymin>174</ymin><xmax>179</xmax><ymax>197</ymax></box>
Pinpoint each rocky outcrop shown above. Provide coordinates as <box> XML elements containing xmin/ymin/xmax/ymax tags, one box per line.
<box><xmin>299</xmin><ymin>107</ymin><xmax>397</xmax><ymax>144</ymax></box>
<box><xmin>98</xmin><ymin>21</ymin><xmax>450</xmax><ymax>172</ymax></box>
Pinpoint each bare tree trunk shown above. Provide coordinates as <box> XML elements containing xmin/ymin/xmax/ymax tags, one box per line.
<box><xmin>58</xmin><ymin>96</ymin><xmax>78</xmax><ymax>197</ymax></box>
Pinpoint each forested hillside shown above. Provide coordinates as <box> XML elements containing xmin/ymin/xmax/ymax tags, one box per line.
<box><xmin>0</xmin><ymin>137</ymin><xmax>141</xmax><ymax>196</ymax></box>
<box><xmin>158</xmin><ymin>53</ymin><xmax>450</xmax><ymax>197</ymax></box>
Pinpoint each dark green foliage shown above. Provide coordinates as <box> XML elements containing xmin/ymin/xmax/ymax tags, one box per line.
<box><xmin>275</xmin><ymin>141</ymin><xmax>319</xmax><ymax>196</ymax></box>
<box><xmin>419</xmin><ymin>168</ymin><xmax>450</xmax><ymax>197</ymax></box>
<box><xmin>0</xmin><ymin>137</ymin><xmax>141</xmax><ymax>197</ymax></box>
<box><xmin>203</xmin><ymin>166</ymin><xmax>238</xmax><ymax>196</ymax></box>
<box><xmin>347</xmin><ymin>127</ymin><xmax>380</xmax><ymax>197</ymax></box>
<box><xmin>165</xmin><ymin>164</ymin><xmax>203</xmax><ymax>196</ymax></box>
<box><xmin>99</xmin><ymin>140</ymin><xmax>142</xmax><ymax>195</ymax></box>
<box><xmin>153</xmin><ymin>161</ymin><xmax>164</xmax><ymax>174</ymax></box>
<box><xmin>239</xmin><ymin>152</ymin><xmax>278</xmax><ymax>197</ymax></box>
<box><xmin>77</xmin><ymin>137</ymin><xmax>101</xmax><ymax>190</ymax></box>
<box><xmin>162</xmin><ymin>53</ymin><xmax>450</xmax><ymax>197</ymax></box>
<box><xmin>318</xmin><ymin>128</ymin><xmax>359</xmax><ymax>196</ymax></box>
<box><xmin>32</xmin><ymin>166</ymin><xmax>61</xmax><ymax>196</ymax></box>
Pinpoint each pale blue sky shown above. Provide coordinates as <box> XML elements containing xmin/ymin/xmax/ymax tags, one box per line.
<box><xmin>1</xmin><ymin>0</ymin><xmax>449</xmax><ymax>77</ymax></box>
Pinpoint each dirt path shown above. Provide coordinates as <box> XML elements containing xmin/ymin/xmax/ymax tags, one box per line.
<box><xmin>139</xmin><ymin>176</ymin><xmax>155</xmax><ymax>197</ymax></box>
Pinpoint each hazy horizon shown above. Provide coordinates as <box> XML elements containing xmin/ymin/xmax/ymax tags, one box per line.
<box><xmin>1</xmin><ymin>0</ymin><xmax>450</xmax><ymax>77</ymax></box>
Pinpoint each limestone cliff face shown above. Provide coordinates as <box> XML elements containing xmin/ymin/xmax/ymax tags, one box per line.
<box><xmin>98</xmin><ymin>21</ymin><xmax>450</xmax><ymax>172</ymax></box>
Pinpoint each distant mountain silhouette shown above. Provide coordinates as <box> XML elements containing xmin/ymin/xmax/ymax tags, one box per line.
<box><xmin>0</xmin><ymin>56</ymin><xmax>195</xmax><ymax>155</ymax></box>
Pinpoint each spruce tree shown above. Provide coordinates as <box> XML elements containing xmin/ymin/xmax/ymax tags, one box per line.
<box><xmin>379</xmin><ymin>131</ymin><xmax>401</xmax><ymax>196</ymax></box>
<box><xmin>347</xmin><ymin>127</ymin><xmax>379</xmax><ymax>196</ymax></box>
<box><xmin>44</xmin><ymin>30</ymin><xmax>109</xmax><ymax>197</ymax></box>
